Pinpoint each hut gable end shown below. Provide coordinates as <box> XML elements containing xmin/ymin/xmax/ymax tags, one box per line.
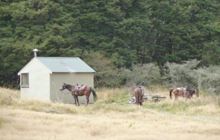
<box><xmin>18</xmin><ymin>58</ymin><xmax>51</xmax><ymax>75</ymax></box>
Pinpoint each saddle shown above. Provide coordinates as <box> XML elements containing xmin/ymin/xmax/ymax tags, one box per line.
<box><xmin>75</xmin><ymin>84</ymin><xmax>86</xmax><ymax>93</ymax></box>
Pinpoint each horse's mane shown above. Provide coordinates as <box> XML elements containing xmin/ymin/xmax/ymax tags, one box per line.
<box><xmin>64</xmin><ymin>83</ymin><xmax>75</xmax><ymax>91</ymax></box>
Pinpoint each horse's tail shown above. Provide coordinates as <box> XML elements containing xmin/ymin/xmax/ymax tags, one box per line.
<box><xmin>169</xmin><ymin>88</ymin><xmax>173</xmax><ymax>99</ymax></box>
<box><xmin>91</xmin><ymin>88</ymin><xmax>97</xmax><ymax>102</ymax></box>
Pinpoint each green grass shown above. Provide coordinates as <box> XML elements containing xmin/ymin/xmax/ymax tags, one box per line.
<box><xmin>143</xmin><ymin>97</ymin><xmax>220</xmax><ymax>115</ymax></box>
<box><xmin>144</xmin><ymin>101</ymin><xmax>191</xmax><ymax>113</ymax></box>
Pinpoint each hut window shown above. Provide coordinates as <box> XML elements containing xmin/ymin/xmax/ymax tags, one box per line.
<box><xmin>20</xmin><ymin>73</ymin><xmax>29</xmax><ymax>88</ymax></box>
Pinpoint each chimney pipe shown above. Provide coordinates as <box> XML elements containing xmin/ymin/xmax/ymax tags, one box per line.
<box><xmin>33</xmin><ymin>48</ymin><xmax>39</xmax><ymax>57</ymax></box>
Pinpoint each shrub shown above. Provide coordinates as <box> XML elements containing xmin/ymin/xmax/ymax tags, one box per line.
<box><xmin>121</xmin><ymin>63</ymin><xmax>161</xmax><ymax>86</ymax></box>
<box><xmin>84</xmin><ymin>52</ymin><xmax>125</xmax><ymax>87</ymax></box>
<box><xmin>165</xmin><ymin>59</ymin><xmax>200</xmax><ymax>87</ymax></box>
<box><xmin>165</xmin><ymin>60</ymin><xmax>220</xmax><ymax>95</ymax></box>
<box><xmin>195</xmin><ymin>66</ymin><xmax>220</xmax><ymax>95</ymax></box>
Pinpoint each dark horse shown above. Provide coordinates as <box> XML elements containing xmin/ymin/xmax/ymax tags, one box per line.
<box><xmin>169</xmin><ymin>87</ymin><xmax>199</xmax><ymax>100</ymax></box>
<box><xmin>132</xmin><ymin>86</ymin><xmax>144</xmax><ymax>105</ymax></box>
<box><xmin>60</xmin><ymin>83</ymin><xmax>97</xmax><ymax>106</ymax></box>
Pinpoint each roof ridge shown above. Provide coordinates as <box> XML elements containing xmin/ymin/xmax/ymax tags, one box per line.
<box><xmin>37</xmin><ymin>57</ymin><xmax>80</xmax><ymax>59</ymax></box>
<box><xmin>19</xmin><ymin>57</ymin><xmax>96</xmax><ymax>73</ymax></box>
<box><xmin>35</xmin><ymin>57</ymin><xmax>95</xmax><ymax>73</ymax></box>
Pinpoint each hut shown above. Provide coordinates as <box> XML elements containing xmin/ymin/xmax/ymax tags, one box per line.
<box><xmin>18</xmin><ymin>56</ymin><xmax>95</xmax><ymax>104</ymax></box>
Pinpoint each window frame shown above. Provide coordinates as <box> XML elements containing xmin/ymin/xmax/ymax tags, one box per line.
<box><xmin>20</xmin><ymin>73</ymin><xmax>29</xmax><ymax>88</ymax></box>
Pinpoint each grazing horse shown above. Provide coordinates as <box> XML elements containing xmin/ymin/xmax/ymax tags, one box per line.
<box><xmin>169</xmin><ymin>87</ymin><xmax>199</xmax><ymax>100</ymax></box>
<box><xmin>132</xmin><ymin>86</ymin><xmax>144</xmax><ymax>105</ymax></box>
<box><xmin>60</xmin><ymin>83</ymin><xmax>97</xmax><ymax>106</ymax></box>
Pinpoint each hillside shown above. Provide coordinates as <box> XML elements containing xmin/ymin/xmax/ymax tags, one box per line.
<box><xmin>0</xmin><ymin>0</ymin><xmax>220</xmax><ymax>87</ymax></box>
<box><xmin>0</xmin><ymin>87</ymin><xmax>220</xmax><ymax>140</ymax></box>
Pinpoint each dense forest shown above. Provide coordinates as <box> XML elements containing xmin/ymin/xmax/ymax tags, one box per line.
<box><xmin>0</xmin><ymin>0</ymin><xmax>220</xmax><ymax>88</ymax></box>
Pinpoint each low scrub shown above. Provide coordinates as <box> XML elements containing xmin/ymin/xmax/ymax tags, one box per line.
<box><xmin>121</xmin><ymin>63</ymin><xmax>161</xmax><ymax>86</ymax></box>
<box><xmin>165</xmin><ymin>60</ymin><xmax>220</xmax><ymax>95</ymax></box>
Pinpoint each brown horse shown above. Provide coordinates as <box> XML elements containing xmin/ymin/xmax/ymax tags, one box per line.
<box><xmin>169</xmin><ymin>87</ymin><xmax>199</xmax><ymax>100</ymax></box>
<box><xmin>132</xmin><ymin>86</ymin><xmax>144</xmax><ymax>105</ymax></box>
<box><xmin>60</xmin><ymin>83</ymin><xmax>97</xmax><ymax>106</ymax></box>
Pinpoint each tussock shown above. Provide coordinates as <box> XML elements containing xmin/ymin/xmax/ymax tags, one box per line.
<box><xmin>1</xmin><ymin>87</ymin><xmax>220</xmax><ymax>140</ymax></box>
<box><xmin>1</xmin><ymin>87</ymin><xmax>220</xmax><ymax>115</ymax></box>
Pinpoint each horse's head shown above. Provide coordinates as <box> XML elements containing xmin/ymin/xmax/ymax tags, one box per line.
<box><xmin>60</xmin><ymin>83</ymin><xmax>69</xmax><ymax>91</ymax></box>
<box><xmin>189</xmin><ymin>89</ymin><xmax>199</xmax><ymax>97</ymax></box>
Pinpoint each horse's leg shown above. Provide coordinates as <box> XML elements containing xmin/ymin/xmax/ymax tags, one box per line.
<box><xmin>138</xmin><ymin>95</ymin><xmax>142</xmax><ymax>105</ymax></box>
<box><xmin>73</xmin><ymin>95</ymin><xmax>77</xmax><ymax>106</ymax></box>
<box><xmin>135</xmin><ymin>95</ymin><xmax>139</xmax><ymax>105</ymax></box>
<box><xmin>139</xmin><ymin>95</ymin><xmax>143</xmax><ymax>106</ymax></box>
<box><xmin>86</xmin><ymin>95</ymin><xmax>89</xmax><ymax>106</ymax></box>
<box><xmin>86</xmin><ymin>91</ymin><xmax>91</xmax><ymax>105</ymax></box>
<box><xmin>186</xmin><ymin>95</ymin><xmax>191</xmax><ymax>101</ymax></box>
<box><xmin>140</xmin><ymin>101</ymin><xmax>142</xmax><ymax>106</ymax></box>
<box><xmin>174</xmin><ymin>94</ymin><xmax>178</xmax><ymax>101</ymax></box>
<box><xmin>76</xmin><ymin>96</ymin><xmax>80</xmax><ymax>106</ymax></box>
<box><xmin>137</xmin><ymin>95</ymin><xmax>140</xmax><ymax>105</ymax></box>
<box><xmin>134</xmin><ymin>94</ymin><xmax>137</xmax><ymax>104</ymax></box>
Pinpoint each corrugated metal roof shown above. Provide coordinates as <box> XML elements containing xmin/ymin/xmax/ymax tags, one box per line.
<box><xmin>36</xmin><ymin>57</ymin><xmax>95</xmax><ymax>73</ymax></box>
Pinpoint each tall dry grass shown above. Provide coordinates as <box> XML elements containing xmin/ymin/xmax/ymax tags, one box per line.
<box><xmin>141</xmin><ymin>86</ymin><xmax>220</xmax><ymax>115</ymax></box>
<box><xmin>1</xmin><ymin>87</ymin><xmax>220</xmax><ymax>140</ymax></box>
<box><xmin>0</xmin><ymin>87</ymin><xmax>220</xmax><ymax>115</ymax></box>
<box><xmin>0</xmin><ymin>86</ymin><xmax>220</xmax><ymax>115</ymax></box>
<box><xmin>0</xmin><ymin>87</ymin><xmax>136</xmax><ymax>114</ymax></box>
<box><xmin>1</xmin><ymin>106</ymin><xmax>220</xmax><ymax>140</ymax></box>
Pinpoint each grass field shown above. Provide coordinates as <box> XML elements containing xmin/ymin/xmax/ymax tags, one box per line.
<box><xmin>0</xmin><ymin>87</ymin><xmax>220</xmax><ymax>140</ymax></box>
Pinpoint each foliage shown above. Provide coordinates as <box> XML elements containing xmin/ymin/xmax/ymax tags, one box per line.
<box><xmin>0</xmin><ymin>0</ymin><xmax>220</xmax><ymax>87</ymax></box>
<box><xmin>195</xmin><ymin>66</ymin><xmax>220</xmax><ymax>95</ymax></box>
<box><xmin>84</xmin><ymin>51</ymin><xmax>125</xmax><ymax>87</ymax></box>
<box><xmin>165</xmin><ymin>60</ymin><xmax>220</xmax><ymax>95</ymax></box>
<box><xmin>121</xmin><ymin>63</ymin><xmax>161</xmax><ymax>86</ymax></box>
<box><xmin>165</xmin><ymin>60</ymin><xmax>200</xmax><ymax>87</ymax></box>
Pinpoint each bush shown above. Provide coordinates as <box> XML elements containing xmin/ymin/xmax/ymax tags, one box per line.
<box><xmin>196</xmin><ymin>66</ymin><xmax>220</xmax><ymax>95</ymax></box>
<box><xmin>121</xmin><ymin>63</ymin><xmax>161</xmax><ymax>86</ymax></box>
<box><xmin>85</xmin><ymin>52</ymin><xmax>220</xmax><ymax>94</ymax></box>
<box><xmin>165</xmin><ymin>60</ymin><xmax>200</xmax><ymax>87</ymax></box>
<box><xmin>165</xmin><ymin>60</ymin><xmax>220</xmax><ymax>95</ymax></box>
<box><xmin>84</xmin><ymin>51</ymin><xmax>125</xmax><ymax>87</ymax></box>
